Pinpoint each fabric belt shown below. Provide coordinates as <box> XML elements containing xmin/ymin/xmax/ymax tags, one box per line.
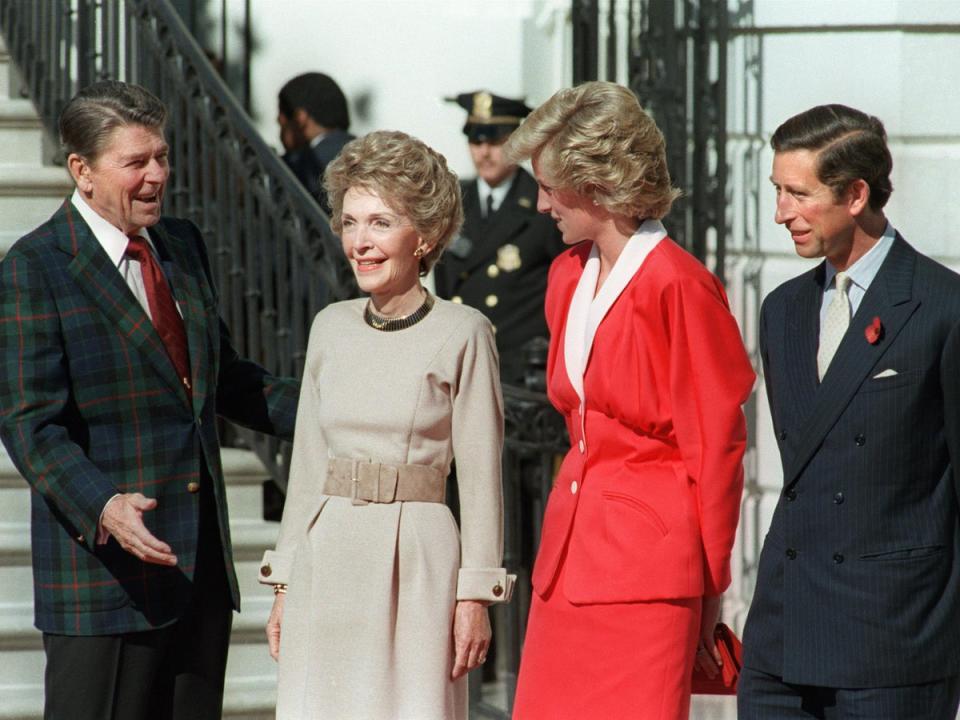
<box><xmin>324</xmin><ymin>458</ymin><xmax>446</xmax><ymax>505</ymax></box>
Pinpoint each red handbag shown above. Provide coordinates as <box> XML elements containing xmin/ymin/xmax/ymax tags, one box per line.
<box><xmin>691</xmin><ymin>623</ymin><xmax>742</xmax><ymax>695</ymax></box>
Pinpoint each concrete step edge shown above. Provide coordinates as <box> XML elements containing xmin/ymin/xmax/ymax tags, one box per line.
<box><xmin>0</xmin><ymin>165</ymin><xmax>71</xmax><ymax>194</ymax></box>
<box><xmin>0</xmin><ymin>677</ymin><xmax>277</xmax><ymax>720</ymax></box>
<box><xmin>0</xmin><ymin>449</ymin><xmax>270</xmax><ymax>487</ymax></box>
<box><xmin>0</xmin><ymin>518</ymin><xmax>278</xmax><ymax>564</ymax></box>
<box><xmin>0</xmin><ymin>99</ymin><xmax>43</xmax><ymax>126</ymax></box>
<box><xmin>0</xmin><ymin>595</ymin><xmax>275</xmax><ymax>650</ymax></box>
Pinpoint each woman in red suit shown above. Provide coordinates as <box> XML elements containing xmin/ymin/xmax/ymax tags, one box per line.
<box><xmin>506</xmin><ymin>82</ymin><xmax>755</xmax><ymax>719</ymax></box>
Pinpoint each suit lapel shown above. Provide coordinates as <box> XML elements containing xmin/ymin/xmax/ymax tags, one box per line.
<box><xmin>150</xmin><ymin>223</ymin><xmax>209</xmax><ymax>415</ymax></box>
<box><xmin>785</xmin><ymin>237</ymin><xmax>919</xmax><ymax>486</ymax></box>
<box><xmin>782</xmin><ymin>264</ymin><xmax>823</xmax><ymax>429</ymax></box>
<box><xmin>60</xmin><ymin>202</ymin><xmax>194</xmax><ymax>407</ymax></box>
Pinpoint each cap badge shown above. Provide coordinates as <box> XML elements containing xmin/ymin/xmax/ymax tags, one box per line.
<box><xmin>473</xmin><ymin>91</ymin><xmax>493</xmax><ymax>120</ymax></box>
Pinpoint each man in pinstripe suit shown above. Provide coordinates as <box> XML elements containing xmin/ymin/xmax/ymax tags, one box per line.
<box><xmin>0</xmin><ymin>82</ymin><xmax>299</xmax><ymax>720</ymax></box>
<box><xmin>738</xmin><ymin>104</ymin><xmax>960</xmax><ymax>718</ymax></box>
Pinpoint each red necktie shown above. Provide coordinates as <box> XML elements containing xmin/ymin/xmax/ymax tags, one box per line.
<box><xmin>125</xmin><ymin>234</ymin><xmax>192</xmax><ymax>397</ymax></box>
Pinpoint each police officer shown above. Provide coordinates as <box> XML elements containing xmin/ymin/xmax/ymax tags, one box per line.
<box><xmin>435</xmin><ymin>90</ymin><xmax>564</xmax><ymax>385</ymax></box>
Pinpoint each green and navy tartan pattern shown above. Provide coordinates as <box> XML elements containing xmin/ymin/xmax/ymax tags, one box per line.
<box><xmin>0</xmin><ymin>200</ymin><xmax>298</xmax><ymax>635</ymax></box>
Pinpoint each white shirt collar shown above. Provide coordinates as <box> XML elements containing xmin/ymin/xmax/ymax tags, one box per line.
<box><xmin>477</xmin><ymin>172</ymin><xmax>516</xmax><ymax>214</ymax></box>
<box><xmin>70</xmin><ymin>189</ymin><xmax>154</xmax><ymax>265</ymax></box>
<box><xmin>824</xmin><ymin>221</ymin><xmax>896</xmax><ymax>292</ymax></box>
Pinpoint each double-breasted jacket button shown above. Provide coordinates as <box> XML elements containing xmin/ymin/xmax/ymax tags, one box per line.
<box><xmin>451</xmin><ymin>296</ymin><xmax>463</xmax><ymax>304</ymax></box>
<box><xmin>260</xmin><ymin>564</ymin><xmax>272</xmax><ymax>577</ymax></box>
<box><xmin>833</xmin><ymin>553</ymin><xmax>844</xmax><ymax>564</ymax></box>
<box><xmin>492</xmin><ymin>583</ymin><xmax>504</xmax><ymax>598</ymax></box>
<box><xmin>486</xmin><ymin>264</ymin><xmax>500</xmax><ymax>278</ymax></box>
<box><xmin>570</xmin><ymin>480</ymin><xmax>579</xmax><ymax>494</ymax></box>
<box><xmin>785</xmin><ymin>548</ymin><xmax>797</xmax><ymax>560</ymax></box>
<box><xmin>854</xmin><ymin>434</ymin><xmax>866</xmax><ymax>446</ymax></box>
<box><xmin>187</xmin><ymin>481</ymin><xmax>200</xmax><ymax>494</ymax></box>
<box><xmin>833</xmin><ymin>492</ymin><xmax>845</xmax><ymax>504</ymax></box>
<box><xmin>784</xmin><ymin>489</ymin><xmax>797</xmax><ymax>502</ymax></box>
<box><xmin>778</xmin><ymin>429</ymin><xmax>788</xmax><ymax>441</ymax></box>
<box><xmin>485</xmin><ymin>294</ymin><xmax>498</xmax><ymax>308</ymax></box>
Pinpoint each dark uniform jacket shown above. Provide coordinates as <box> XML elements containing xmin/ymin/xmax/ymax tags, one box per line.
<box><xmin>282</xmin><ymin>128</ymin><xmax>354</xmax><ymax>213</ymax></box>
<box><xmin>743</xmin><ymin>235</ymin><xmax>960</xmax><ymax>688</ymax></box>
<box><xmin>434</xmin><ymin>168</ymin><xmax>564</xmax><ymax>384</ymax></box>
<box><xmin>0</xmin><ymin>200</ymin><xmax>299</xmax><ymax>635</ymax></box>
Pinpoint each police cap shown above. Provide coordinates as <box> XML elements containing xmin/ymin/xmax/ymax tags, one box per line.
<box><xmin>448</xmin><ymin>90</ymin><xmax>532</xmax><ymax>143</ymax></box>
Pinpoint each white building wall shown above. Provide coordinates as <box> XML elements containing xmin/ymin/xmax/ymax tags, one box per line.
<box><xmin>245</xmin><ymin>0</ymin><xmax>570</xmax><ymax>180</ymax></box>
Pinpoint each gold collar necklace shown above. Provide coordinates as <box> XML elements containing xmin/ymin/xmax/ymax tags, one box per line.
<box><xmin>364</xmin><ymin>292</ymin><xmax>435</xmax><ymax>332</ymax></box>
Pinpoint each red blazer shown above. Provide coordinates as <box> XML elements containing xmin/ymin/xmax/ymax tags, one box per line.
<box><xmin>534</xmin><ymin>232</ymin><xmax>755</xmax><ymax>603</ymax></box>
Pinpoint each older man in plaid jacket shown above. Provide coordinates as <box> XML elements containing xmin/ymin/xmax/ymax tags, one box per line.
<box><xmin>0</xmin><ymin>81</ymin><xmax>299</xmax><ymax>720</ymax></box>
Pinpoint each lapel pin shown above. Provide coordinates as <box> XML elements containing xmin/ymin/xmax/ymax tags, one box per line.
<box><xmin>864</xmin><ymin>316</ymin><xmax>883</xmax><ymax>345</ymax></box>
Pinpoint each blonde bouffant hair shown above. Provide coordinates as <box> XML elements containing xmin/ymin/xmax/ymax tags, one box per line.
<box><xmin>503</xmin><ymin>81</ymin><xmax>680</xmax><ymax>220</ymax></box>
<box><xmin>324</xmin><ymin>130</ymin><xmax>463</xmax><ymax>274</ymax></box>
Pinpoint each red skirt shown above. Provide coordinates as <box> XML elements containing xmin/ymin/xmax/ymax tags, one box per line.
<box><xmin>513</xmin><ymin>557</ymin><xmax>700</xmax><ymax>720</ymax></box>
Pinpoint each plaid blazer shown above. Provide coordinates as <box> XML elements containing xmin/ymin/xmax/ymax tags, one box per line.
<box><xmin>0</xmin><ymin>200</ymin><xmax>299</xmax><ymax>636</ymax></box>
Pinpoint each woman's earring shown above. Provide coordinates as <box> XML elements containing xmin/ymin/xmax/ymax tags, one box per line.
<box><xmin>414</xmin><ymin>246</ymin><xmax>425</xmax><ymax>258</ymax></box>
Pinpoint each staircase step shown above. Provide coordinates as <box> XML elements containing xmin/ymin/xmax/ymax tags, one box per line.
<box><xmin>0</xmin><ymin>163</ymin><xmax>71</xmax><ymax>255</ymax></box>
<box><xmin>0</xmin><ymin>100</ymin><xmax>49</xmax><ymax>165</ymax></box>
<box><xmin>0</xmin><ymin>677</ymin><xmax>276</xmax><ymax>720</ymax></box>
<box><xmin>0</xmin><ymin>449</ymin><xmax>273</xmax><ymax>525</ymax></box>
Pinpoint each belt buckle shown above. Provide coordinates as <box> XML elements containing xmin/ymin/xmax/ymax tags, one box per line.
<box><xmin>350</xmin><ymin>460</ymin><xmax>368</xmax><ymax>506</ymax></box>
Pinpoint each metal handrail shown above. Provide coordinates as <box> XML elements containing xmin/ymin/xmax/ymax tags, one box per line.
<box><xmin>0</xmin><ymin>0</ymin><xmax>358</xmax><ymax>487</ymax></box>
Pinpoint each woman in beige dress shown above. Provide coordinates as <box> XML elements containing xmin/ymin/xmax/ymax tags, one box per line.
<box><xmin>258</xmin><ymin>130</ymin><xmax>512</xmax><ymax>720</ymax></box>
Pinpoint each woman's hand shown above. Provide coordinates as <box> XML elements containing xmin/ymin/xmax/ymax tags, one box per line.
<box><xmin>266</xmin><ymin>593</ymin><xmax>285</xmax><ymax>661</ymax></box>
<box><xmin>694</xmin><ymin>594</ymin><xmax>723</xmax><ymax>679</ymax></box>
<box><xmin>451</xmin><ymin>600</ymin><xmax>491</xmax><ymax>680</ymax></box>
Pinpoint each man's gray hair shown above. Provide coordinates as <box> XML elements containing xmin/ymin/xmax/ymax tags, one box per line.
<box><xmin>59</xmin><ymin>80</ymin><xmax>167</xmax><ymax>162</ymax></box>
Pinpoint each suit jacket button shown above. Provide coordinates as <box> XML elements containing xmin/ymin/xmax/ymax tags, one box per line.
<box><xmin>492</xmin><ymin>583</ymin><xmax>504</xmax><ymax>597</ymax></box>
<box><xmin>833</xmin><ymin>553</ymin><xmax>844</xmax><ymax>564</ymax></box>
<box><xmin>485</xmin><ymin>294</ymin><xmax>498</xmax><ymax>308</ymax></box>
<box><xmin>786</xmin><ymin>548</ymin><xmax>797</xmax><ymax>559</ymax></box>
<box><xmin>833</xmin><ymin>492</ymin><xmax>844</xmax><ymax>504</ymax></box>
<box><xmin>486</xmin><ymin>264</ymin><xmax>500</xmax><ymax>278</ymax></box>
<box><xmin>854</xmin><ymin>434</ymin><xmax>866</xmax><ymax>446</ymax></box>
<box><xmin>452</xmin><ymin>296</ymin><xmax>463</xmax><ymax>304</ymax></box>
<box><xmin>570</xmin><ymin>480</ymin><xmax>578</xmax><ymax>494</ymax></box>
<box><xmin>785</xmin><ymin>489</ymin><xmax>797</xmax><ymax>502</ymax></box>
<box><xmin>261</xmin><ymin>564</ymin><xmax>272</xmax><ymax>578</ymax></box>
<box><xmin>187</xmin><ymin>481</ymin><xmax>200</xmax><ymax>493</ymax></box>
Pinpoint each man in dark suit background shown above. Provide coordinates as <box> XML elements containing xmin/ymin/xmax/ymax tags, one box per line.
<box><xmin>0</xmin><ymin>81</ymin><xmax>299</xmax><ymax>720</ymax></box>
<box><xmin>277</xmin><ymin>71</ymin><xmax>354</xmax><ymax>214</ymax></box>
<box><xmin>739</xmin><ymin>104</ymin><xmax>960</xmax><ymax>718</ymax></box>
<box><xmin>434</xmin><ymin>90</ymin><xmax>564</xmax><ymax>385</ymax></box>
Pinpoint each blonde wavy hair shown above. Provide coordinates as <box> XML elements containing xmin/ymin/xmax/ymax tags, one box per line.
<box><xmin>324</xmin><ymin>130</ymin><xmax>463</xmax><ymax>274</ymax></box>
<box><xmin>503</xmin><ymin>81</ymin><xmax>680</xmax><ymax>220</ymax></box>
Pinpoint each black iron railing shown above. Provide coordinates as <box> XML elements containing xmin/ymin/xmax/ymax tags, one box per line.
<box><xmin>0</xmin><ymin>0</ymin><xmax>358</xmax><ymax>485</ymax></box>
<box><xmin>0</xmin><ymin>3</ymin><xmax>569</xmax><ymax>716</ymax></box>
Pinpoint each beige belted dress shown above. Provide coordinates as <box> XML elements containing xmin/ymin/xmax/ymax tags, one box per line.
<box><xmin>258</xmin><ymin>297</ymin><xmax>510</xmax><ymax>720</ymax></box>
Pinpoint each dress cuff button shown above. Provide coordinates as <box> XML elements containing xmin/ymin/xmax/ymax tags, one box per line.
<box><xmin>261</xmin><ymin>564</ymin><xmax>272</xmax><ymax>577</ymax></box>
<box><xmin>492</xmin><ymin>583</ymin><xmax>503</xmax><ymax>597</ymax></box>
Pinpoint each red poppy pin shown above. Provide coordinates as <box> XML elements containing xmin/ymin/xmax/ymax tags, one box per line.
<box><xmin>864</xmin><ymin>316</ymin><xmax>883</xmax><ymax>345</ymax></box>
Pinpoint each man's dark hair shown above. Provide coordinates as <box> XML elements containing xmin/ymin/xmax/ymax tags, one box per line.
<box><xmin>278</xmin><ymin>72</ymin><xmax>350</xmax><ymax>131</ymax></box>
<box><xmin>771</xmin><ymin>104</ymin><xmax>893</xmax><ymax>211</ymax></box>
<box><xmin>59</xmin><ymin>81</ymin><xmax>166</xmax><ymax>162</ymax></box>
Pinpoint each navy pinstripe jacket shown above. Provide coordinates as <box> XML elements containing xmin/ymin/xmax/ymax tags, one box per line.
<box><xmin>743</xmin><ymin>236</ymin><xmax>960</xmax><ymax>687</ymax></box>
<box><xmin>0</xmin><ymin>200</ymin><xmax>299</xmax><ymax>635</ymax></box>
